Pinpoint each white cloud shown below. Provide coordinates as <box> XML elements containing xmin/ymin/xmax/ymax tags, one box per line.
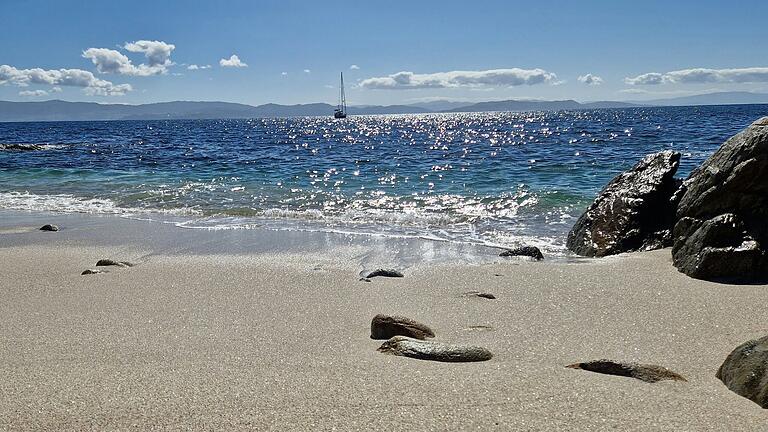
<box><xmin>82</xmin><ymin>47</ymin><xmax>171</xmax><ymax>76</ymax></box>
<box><xmin>19</xmin><ymin>89</ymin><xmax>49</xmax><ymax>97</ymax></box>
<box><xmin>625</xmin><ymin>67</ymin><xmax>768</xmax><ymax>85</ymax></box>
<box><xmin>0</xmin><ymin>64</ymin><xmax>131</xmax><ymax>96</ymax></box>
<box><xmin>359</xmin><ymin>68</ymin><xmax>558</xmax><ymax>89</ymax></box>
<box><xmin>624</xmin><ymin>72</ymin><xmax>666</xmax><ymax>85</ymax></box>
<box><xmin>187</xmin><ymin>64</ymin><xmax>211</xmax><ymax>70</ymax></box>
<box><xmin>124</xmin><ymin>40</ymin><xmax>175</xmax><ymax>67</ymax></box>
<box><xmin>324</xmin><ymin>84</ymin><xmax>334</xmax><ymax>89</ymax></box>
<box><xmin>51</xmin><ymin>86</ymin><xmax>62</xmax><ymax>93</ymax></box>
<box><xmin>281</xmin><ymin>71</ymin><xmax>288</xmax><ymax>76</ymax></box>
<box><xmin>578</xmin><ymin>73</ymin><xmax>603</xmax><ymax>85</ymax></box>
<box><xmin>220</xmin><ymin>55</ymin><xmax>247</xmax><ymax>68</ymax></box>
<box><xmin>350</xmin><ymin>64</ymin><xmax>360</xmax><ymax>70</ymax></box>
<box><xmin>304</xmin><ymin>69</ymin><xmax>311</xmax><ymax>73</ymax></box>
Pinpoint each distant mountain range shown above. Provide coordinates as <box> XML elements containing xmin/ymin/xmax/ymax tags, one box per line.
<box><xmin>1</xmin><ymin>91</ymin><xmax>767</xmax><ymax>122</ymax></box>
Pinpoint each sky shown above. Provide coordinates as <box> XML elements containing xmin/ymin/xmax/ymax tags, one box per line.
<box><xmin>1</xmin><ymin>0</ymin><xmax>768</xmax><ymax>106</ymax></box>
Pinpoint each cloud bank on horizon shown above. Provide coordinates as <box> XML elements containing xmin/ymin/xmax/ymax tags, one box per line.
<box><xmin>359</xmin><ymin>68</ymin><xmax>559</xmax><ymax>90</ymax></box>
<box><xmin>625</xmin><ymin>67</ymin><xmax>768</xmax><ymax>85</ymax></box>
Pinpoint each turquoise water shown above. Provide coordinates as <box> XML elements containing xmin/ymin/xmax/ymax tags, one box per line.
<box><xmin>1</xmin><ymin>105</ymin><xmax>765</xmax><ymax>254</ymax></box>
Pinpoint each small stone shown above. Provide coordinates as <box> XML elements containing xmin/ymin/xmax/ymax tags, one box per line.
<box><xmin>39</xmin><ymin>224</ymin><xmax>59</xmax><ymax>232</ymax></box>
<box><xmin>463</xmin><ymin>291</ymin><xmax>496</xmax><ymax>299</ymax></box>
<box><xmin>499</xmin><ymin>246</ymin><xmax>544</xmax><ymax>260</ymax></box>
<box><xmin>566</xmin><ymin>359</ymin><xmax>686</xmax><ymax>383</ymax></box>
<box><xmin>359</xmin><ymin>278</ymin><xmax>372</xmax><ymax>282</ymax></box>
<box><xmin>466</xmin><ymin>325</ymin><xmax>494</xmax><ymax>331</ymax></box>
<box><xmin>377</xmin><ymin>336</ymin><xmax>493</xmax><ymax>362</ymax></box>
<box><xmin>371</xmin><ymin>314</ymin><xmax>435</xmax><ymax>340</ymax></box>
<box><xmin>81</xmin><ymin>269</ymin><xmax>104</xmax><ymax>275</ymax></box>
<box><xmin>364</xmin><ymin>269</ymin><xmax>404</xmax><ymax>279</ymax></box>
<box><xmin>96</xmin><ymin>259</ymin><xmax>134</xmax><ymax>267</ymax></box>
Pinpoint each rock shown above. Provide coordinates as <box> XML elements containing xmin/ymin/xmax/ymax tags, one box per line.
<box><xmin>566</xmin><ymin>150</ymin><xmax>681</xmax><ymax>257</ymax></box>
<box><xmin>81</xmin><ymin>269</ymin><xmax>105</xmax><ymax>275</ymax></box>
<box><xmin>96</xmin><ymin>259</ymin><xmax>134</xmax><ymax>267</ymax></box>
<box><xmin>499</xmin><ymin>246</ymin><xmax>544</xmax><ymax>260</ymax></box>
<box><xmin>672</xmin><ymin>117</ymin><xmax>768</xmax><ymax>282</ymax></box>
<box><xmin>371</xmin><ymin>314</ymin><xmax>435</xmax><ymax>340</ymax></box>
<box><xmin>39</xmin><ymin>224</ymin><xmax>59</xmax><ymax>232</ymax></box>
<box><xmin>466</xmin><ymin>325</ymin><xmax>494</xmax><ymax>331</ymax></box>
<box><xmin>359</xmin><ymin>277</ymin><xmax>372</xmax><ymax>283</ymax></box>
<box><xmin>566</xmin><ymin>359</ymin><xmax>686</xmax><ymax>383</ymax></box>
<box><xmin>463</xmin><ymin>291</ymin><xmax>496</xmax><ymax>299</ymax></box>
<box><xmin>716</xmin><ymin>335</ymin><xmax>768</xmax><ymax>408</ymax></box>
<box><xmin>377</xmin><ymin>336</ymin><xmax>493</xmax><ymax>362</ymax></box>
<box><xmin>364</xmin><ymin>269</ymin><xmax>404</xmax><ymax>279</ymax></box>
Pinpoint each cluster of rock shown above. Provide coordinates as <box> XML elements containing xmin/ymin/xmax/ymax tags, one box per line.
<box><xmin>567</xmin><ymin>116</ymin><xmax>768</xmax><ymax>283</ymax></box>
<box><xmin>371</xmin><ymin>314</ymin><xmax>493</xmax><ymax>363</ymax></box>
<box><xmin>564</xmin><ymin>117</ymin><xmax>768</xmax><ymax>406</ymax></box>
<box><xmin>81</xmin><ymin>258</ymin><xmax>136</xmax><ymax>275</ymax></box>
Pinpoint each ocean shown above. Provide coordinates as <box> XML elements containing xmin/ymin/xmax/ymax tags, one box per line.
<box><xmin>1</xmin><ymin>105</ymin><xmax>765</xmax><ymax>256</ymax></box>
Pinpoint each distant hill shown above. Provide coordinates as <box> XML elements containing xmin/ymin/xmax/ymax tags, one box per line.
<box><xmin>1</xmin><ymin>93</ymin><xmax>766</xmax><ymax>122</ymax></box>
<box><xmin>635</xmin><ymin>91</ymin><xmax>768</xmax><ymax>107</ymax></box>
<box><xmin>443</xmin><ymin>99</ymin><xmax>639</xmax><ymax>113</ymax></box>
<box><xmin>0</xmin><ymin>100</ymin><xmax>426</xmax><ymax>122</ymax></box>
<box><xmin>406</xmin><ymin>100</ymin><xmax>475</xmax><ymax>111</ymax></box>
<box><xmin>641</xmin><ymin>92</ymin><xmax>768</xmax><ymax>106</ymax></box>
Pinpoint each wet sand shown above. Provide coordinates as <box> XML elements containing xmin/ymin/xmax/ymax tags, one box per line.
<box><xmin>2</xmin><ymin>212</ymin><xmax>768</xmax><ymax>430</ymax></box>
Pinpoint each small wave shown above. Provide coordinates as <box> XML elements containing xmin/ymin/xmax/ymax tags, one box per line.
<box><xmin>0</xmin><ymin>143</ymin><xmax>67</xmax><ymax>151</ymax></box>
<box><xmin>0</xmin><ymin>191</ymin><xmax>200</xmax><ymax>216</ymax></box>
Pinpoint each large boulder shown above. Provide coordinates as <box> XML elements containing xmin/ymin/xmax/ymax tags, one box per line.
<box><xmin>672</xmin><ymin>117</ymin><xmax>768</xmax><ymax>282</ymax></box>
<box><xmin>567</xmin><ymin>150</ymin><xmax>681</xmax><ymax>257</ymax></box>
<box><xmin>716</xmin><ymin>335</ymin><xmax>768</xmax><ymax>408</ymax></box>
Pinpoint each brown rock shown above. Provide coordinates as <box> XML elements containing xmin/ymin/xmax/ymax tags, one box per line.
<box><xmin>370</xmin><ymin>314</ymin><xmax>435</xmax><ymax>340</ymax></box>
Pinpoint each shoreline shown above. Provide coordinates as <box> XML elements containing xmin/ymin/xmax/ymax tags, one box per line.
<box><xmin>2</xmin><ymin>210</ymin><xmax>768</xmax><ymax>430</ymax></box>
<box><xmin>0</xmin><ymin>209</ymin><xmax>575</xmax><ymax>270</ymax></box>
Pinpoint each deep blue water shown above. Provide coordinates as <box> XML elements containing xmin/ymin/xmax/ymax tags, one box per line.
<box><xmin>1</xmin><ymin>105</ymin><xmax>766</xmax><ymax>253</ymax></box>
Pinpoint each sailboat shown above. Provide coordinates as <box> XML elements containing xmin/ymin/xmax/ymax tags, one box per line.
<box><xmin>334</xmin><ymin>72</ymin><xmax>347</xmax><ymax>119</ymax></box>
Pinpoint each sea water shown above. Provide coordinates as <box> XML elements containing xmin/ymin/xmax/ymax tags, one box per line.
<box><xmin>1</xmin><ymin>105</ymin><xmax>765</xmax><ymax>256</ymax></box>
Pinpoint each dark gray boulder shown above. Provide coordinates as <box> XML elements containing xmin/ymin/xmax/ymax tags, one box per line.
<box><xmin>672</xmin><ymin>117</ymin><xmax>768</xmax><ymax>282</ymax></box>
<box><xmin>96</xmin><ymin>259</ymin><xmax>134</xmax><ymax>267</ymax></box>
<box><xmin>364</xmin><ymin>269</ymin><xmax>404</xmax><ymax>279</ymax></box>
<box><xmin>371</xmin><ymin>314</ymin><xmax>435</xmax><ymax>340</ymax></box>
<box><xmin>567</xmin><ymin>359</ymin><xmax>686</xmax><ymax>383</ymax></box>
<box><xmin>717</xmin><ymin>335</ymin><xmax>768</xmax><ymax>408</ymax></box>
<box><xmin>567</xmin><ymin>150</ymin><xmax>682</xmax><ymax>257</ymax></box>
<box><xmin>500</xmin><ymin>246</ymin><xmax>544</xmax><ymax>260</ymax></box>
<box><xmin>39</xmin><ymin>224</ymin><xmax>59</xmax><ymax>232</ymax></box>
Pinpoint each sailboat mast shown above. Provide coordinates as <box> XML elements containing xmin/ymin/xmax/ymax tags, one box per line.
<box><xmin>340</xmin><ymin>72</ymin><xmax>346</xmax><ymax>113</ymax></box>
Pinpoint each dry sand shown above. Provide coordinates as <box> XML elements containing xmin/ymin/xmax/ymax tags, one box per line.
<box><xmin>2</xmin><ymin>217</ymin><xmax>768</xmax><ymax>430</ymax></box>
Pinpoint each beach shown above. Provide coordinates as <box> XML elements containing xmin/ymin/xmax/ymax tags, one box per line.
<box><xmin>2</xmin><ymin>212</ymin><xmax>768</xmax><ymax>431</ymax></box>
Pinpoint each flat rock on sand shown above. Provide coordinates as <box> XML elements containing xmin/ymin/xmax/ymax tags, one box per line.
<box><xmin>377</xmin><ymin>335</ymin><xmax>493</xmax><ymax>362</ymax></box>
<box><xmin>96</xmin><ymin>259</ymin><xmax>134</xmax><ymax>267</ymax></box>
<box><xmin>567</xmin><ymin>359</ymin><xmax>686</xmax><ymax>383</ymax></box>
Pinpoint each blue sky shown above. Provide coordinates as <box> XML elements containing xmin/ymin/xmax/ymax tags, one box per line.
<box><xmin>1</xmin><ymin>0</ymin><xmax>767</xmax><ymax>105</ymax></box>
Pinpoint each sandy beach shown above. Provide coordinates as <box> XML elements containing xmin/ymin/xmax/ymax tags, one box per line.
<box><xmin>0</xmin><ymin>212</ymin><xmax>767</xmax><ymax>431</ymax></box>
